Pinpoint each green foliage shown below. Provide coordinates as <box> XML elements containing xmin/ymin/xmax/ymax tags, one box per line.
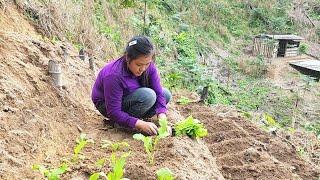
<box><xmin>89</xmin><ymin>152</ymin><xmax>130</xmax><ymax>180</ymax></box>
<box><xmin>170</xmin><ymin>32</ymin><xmax>206</xmax><ymax>90</ymax></box>
<box><xmin>133</xmin><ymin>118</ymin><xmax>170</xmax><ymax>164</ymax></box>
<box><xmin>174</xmin><ymin>116</ymin><xmax>208</xmax><ymax>138</ymax></box>
<box><xmin>101</xmin><ymin>140</ymin><xmax>130</xmax><ymax>152</ymax></box>
<box><xmin>177</xmin><ymin>96</ymin><xmax>192</xmax><ymax>105</ymax></box>
<box><xmin>163</xmin><ymin>71</ymin><xmax>183</xmax><ymax>90</ymax></box>
<box><xmin>233</xmin><ymin>79</ymin><xmax>270</xmax><ymax>111</ymax></box>
<box><xmin>262</xmin><ymin>113</ymin><xmax>281</xmax><ymax>132</ymax></box>
<box><xmin>304</xmin><ymin>122</ymin><xmax>320</xmax><ymax>139</ymax></box>
<box><xmin>206</xmin><ymin>81</ymin><xmax>233</xmax><ymax>105</ymax></box>
<box><xmin>89</xmin><ymin>172</ymin><xmax>107</xmax><ymax>180</ymax></box>
<box><xmin>107</xmin><ymin>152</ymin><xmax>130</xmax><ymax>180</ymax></box>
<box><xmin>240</xmin><ymin>55</ymin><xmax>268</xmax><ymax>78</ymax></box>
<box><xmin>298</xmin><ymin>43</ymin><xmax>309</xmax><ymax>54</ymax></box>
<box><xmin>90</xmin><ymin>140</ymin><xmax>131</xmax><ymax>180</ymax></box>
<box><xmin>156</xmin><ymin>167</ymin><xmax>175</xmax><ymax>180</ymax></box>
<box><xmin>32</xmin><ymin>163</ymin><xmax>68</xmax><ymax>180</ymax></box>
<box><xmin>93</xmin><ymin>0</ymin><xmax>122</xmax><ymax>49</ymax></box>
<box><xmin>157</xmin><ymin>118</ymin><xmax>171</xmax><ymax>138</ymax></box>
<box><xmin>73</xmin><ymin>133</ymin><xmax>94</xmax><ymax>161</ymax></box>
<box><xmin>133</xmin><ymin>133</ymin><xmax>154</xmax><ymax>163</ymax></box>
<box><xmin>248</xmin><ymin>2</ymin><xmax>293</xmax><ymax>33</ymax></box>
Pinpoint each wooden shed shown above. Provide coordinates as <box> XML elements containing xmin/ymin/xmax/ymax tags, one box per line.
<box><xmin>253</xmin><ymin>34</ymin><xmax>304</xmax><ymax>58</ymax></box>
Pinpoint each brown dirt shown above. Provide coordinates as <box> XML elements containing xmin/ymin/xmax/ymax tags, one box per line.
<box><xmin>176</xmin><ymin>103</ymin><xmax>320</xmax><ymax>179</ymax></box>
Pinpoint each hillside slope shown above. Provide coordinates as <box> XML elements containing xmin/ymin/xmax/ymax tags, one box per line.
<box><xmin>0</xmin><ymin>3</ymin><xmax>319</xmax><ymax>180</ymax></box>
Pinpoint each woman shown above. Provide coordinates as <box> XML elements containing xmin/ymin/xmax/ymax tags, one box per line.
<box><xmin>91</xmin><ymin>35</ymin><xmax>171</xmax><ymax>136</ymax></box>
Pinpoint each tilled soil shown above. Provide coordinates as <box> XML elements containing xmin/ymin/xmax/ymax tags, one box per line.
<box><xmin>177</xmin><ymin>103</ymin><xmax>320</xmax><ymax>179</ymax></box>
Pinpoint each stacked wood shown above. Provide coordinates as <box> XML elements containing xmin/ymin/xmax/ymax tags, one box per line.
<box><xmin>285</xmin><ymin>47</ymin><xmax>299</xmax><ymax>57</ymax></box>
<box><xmin>253</xmin><ymin>37</ymin><xmax>278</xmax><ymax>58</ymax></box>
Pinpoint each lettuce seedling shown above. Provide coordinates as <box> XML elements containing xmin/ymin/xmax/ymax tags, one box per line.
<box><xmin>72</xmin><ymin>133</ymin><xmax>94</xmax><ymax>161</ymax></box>
<box><xmin>107</xmin><ymin>152</ymin><xmax>130</xmax><ymax>180</ymax></box>
<box><xmin>89</xmin><ymin>172</ymin><xmax>107</xmax><ymax>180</ymax></box>
<box><xmin>32</xmin><ymin>163</ymin><xmax>68</xmax><ymax>180</ymax></box>
<box><xmin>133</xmin><ymin>118</ymin><xmax>170</xmax><ymax>164</ymax></box>
<box><xmin>133</xmin><ymin>134</ymin><xmax>154</xmax><ymax>164</ymax></box>
<box><xmin>177</xmin><ymin>96</ymin><xmax>192</xmax><ymax>105</ymax></box>
<box><xmin>101</xmin><ymin>140</ymin><xmax>130</xmax><ymax>152</ymax></box>
<box><xmin>156</xmin><ymin>167</ymin><xmax>175</xmax><ymax>180</ymax></box>
<box><xmin>90</xmin><ymin>152</ymin><xmax>130</xmax><ymax>180</ymax></box>
<box><xmin>174</xmin><ymin>116</ymin><xmax>208</xmax><ymax>138</ymax></box>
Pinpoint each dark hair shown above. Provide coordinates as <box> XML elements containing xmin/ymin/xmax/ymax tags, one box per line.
<box><xmin>124</xmin><ymin>35</ymin><xmax>155</xmax><ymax>87</ymax></box>
<box><xmin>125</xmin><ymin>35</ymin><xmax>154</xmax><ymax>62</ymax></box>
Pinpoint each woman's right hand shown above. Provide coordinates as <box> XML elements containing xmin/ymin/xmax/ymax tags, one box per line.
<box><xmin>135</xmin><ymin>119</ymin><xmax>158</xmax><ymax>136</ymax></box>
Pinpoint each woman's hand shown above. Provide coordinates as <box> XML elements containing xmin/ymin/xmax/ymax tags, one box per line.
<box><xmin>135</xmin><ymin>119</ymin><xmax>158</xmax><ymax>136</ymax></box>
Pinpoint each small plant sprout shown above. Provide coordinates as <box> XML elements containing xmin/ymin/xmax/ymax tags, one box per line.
<box><xmin>133</xmin><ymin>118</ymin><xmax>170</xmax><ymax>164</ymax></box>
<box><xmin>32</xmin><ymin>163</ymin><xmax>68</xmax><ymax>180</ymax></box>
<box><xmin>89</xmin><ymin>172</ymin><xmax>107</xmax><ymax>180</ymax></box>
<box><xmin>262</xmin><ymin>114</ymin><xmax>281</xmax><ymax>133</ymax></box>
<box><xmin>73</xmin><ymin>133</ymin><xmax>94</xmax><ymax>161</ymax></box>
<box><xmin>90</xmin><ymin>152</ymin><xmax>131</xmax><ymax>180</ymax></box>
<box><xmin>133</xmin><ymin>134</ymin><xmax>154</xmax><ymax>164</ymax></box>
<box><xmin>174</xmin><ymin>116</ymin><xmax>208</xmax><ymax>138</ymax></box>
<box><xmin>107</xmin><ymin>152</ymin><xmax>130</xmax><ymax>180</ymax></box>
<box><xmin>95</xmin><ymin>158</ymin><xmax>107</xmax><ymax>169</ymax></box>
<box><xmin>177</xmin><ymin>96</ymin><xmax>192</xmax><ymax>105</ymax></box>
<box><xmin>101</xmin><ymin>140</ymin><xmax>130</xmax><ymax>152</ymax></box>
<box><xmin>156</xmin><ymin>167</ymin><xmax>175</xmax><ymax>180</ymax></box>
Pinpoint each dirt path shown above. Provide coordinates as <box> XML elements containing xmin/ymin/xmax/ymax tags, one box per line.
<box><xmin>176</xmin><ymin>103</ymin><xmax>320</xmax><ymax>179</ymax></box>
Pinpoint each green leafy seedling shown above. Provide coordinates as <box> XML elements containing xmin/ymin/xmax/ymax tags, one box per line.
<box><xmin>32</xmin><ymin>163</ymin><xmax>68</xmax><ymax>180</ymax></box>
<box><xmin>95</xmin><ymin>158</ymin><xmax>107</xmax><ymax>169</ymax></box>
<box><xmin>177</xmin><ymin>96</ymin><xmax>192</xmax><ymax>105</ymax></box>
<box><xmin>133</xmin><ymin>133</ymin><xmax>154</xmax><ymax>164</ymax></box>
<box><xmin>73</xmin><ymin>133</ymin><xmax>94</xmax><ymax>161</ymax></box>
<box><xmin>174</xmin><ymin>116</ymin><xmax>208</xmax><ymax>138</ymax></box>
<box><xmin>101</xmin><ymin>140</ymin><xmax>130</xmax><ymax>152</ymax></box>
<box><xmin>90</xmin><ymin>152</ymin><xmax>130</xmax><ymax>180</ymax></box>
<box><xmin>156</xmin><ymin>167</ymin><xmax>175</xmax><ymax>180</ymax></box>
<box><xmin>133</xmin><ymin>118</ymin><xmax>170</xmax><ymax>164</ymax></box>
<box><xmin>107</xmin><ymin>152</ymin><xmax>130</xmax><ymax>180</ymax></box>
<box><xmin>89</xmin><ymin>172</ymin><xmax>107</xmax><ymax>180</ymax></box>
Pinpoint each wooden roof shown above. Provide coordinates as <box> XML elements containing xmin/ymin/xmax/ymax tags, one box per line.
<box><xmin>256</xmin><ymin>34</ymin><xmax>304</xmax><ymax>41</ymax></box>
<box><xmin>289</xmin><ymin>59</ymin><xmax>320</xmax><ymax>72</ymax></box>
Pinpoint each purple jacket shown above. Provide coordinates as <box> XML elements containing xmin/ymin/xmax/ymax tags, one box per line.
<box><xmin>91</xmin><ymin>56</ymin><xmax>167</xmax><ymax>128</ymax></box>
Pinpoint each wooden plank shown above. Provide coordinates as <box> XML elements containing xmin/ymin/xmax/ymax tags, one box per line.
<box><xmin>289</xmin><ymin>60</ymin><xmax>320</xmax><ymax>72</ymax></box>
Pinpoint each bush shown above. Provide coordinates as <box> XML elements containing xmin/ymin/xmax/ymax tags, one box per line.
<box><xmin>239</xmin><ymin>55</ymin><xmax>267</xmax><ymax>78</ymax></box>
<box><xmin>298</xmin><ymin>43</ymin><xmax>309</xmax><ymax>54</ymax></box>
